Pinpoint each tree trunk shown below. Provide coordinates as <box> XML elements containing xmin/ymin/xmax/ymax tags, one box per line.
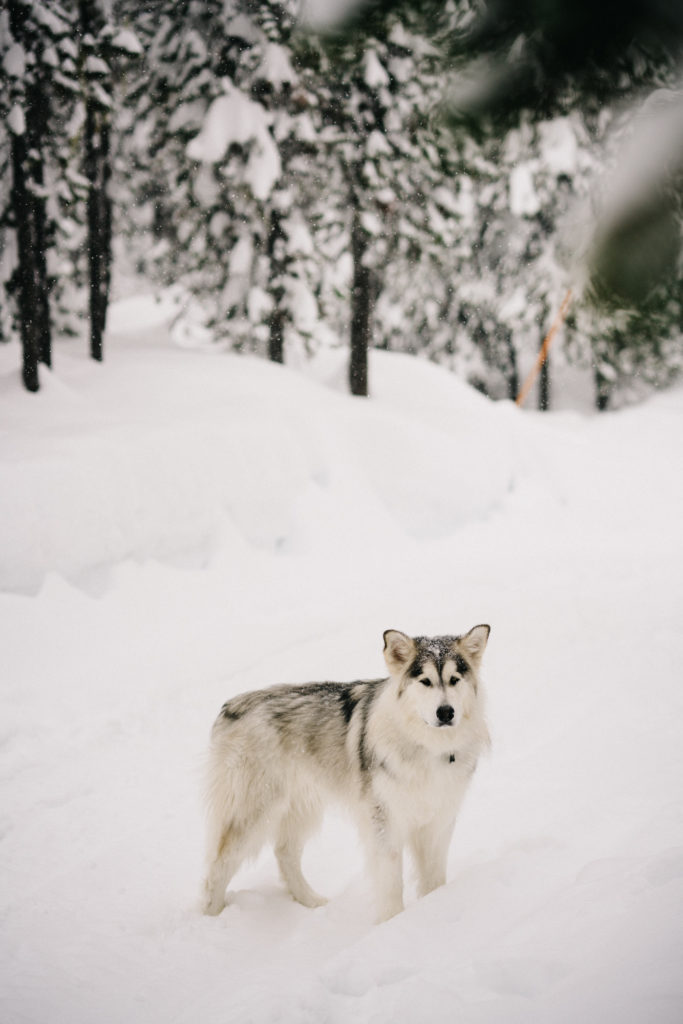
<box><xmin>10</xmin><ymin>133</ymin><xmax>43</xmax><ymax>392</ymax></box>
<box><xmin>350</xmin><ymin>204</ymin><xmax>372</xmax><ymax>397</ymax></box>
<box><xmin>267</xmin><ymin>207</ymin><xmax>286</xmax><ymax>364</ymax></box>
<box><xmin>8</xmin><ymin>0</ymin><xmax>52</xmax><ymax>391</ymax></box>
<box><xmin>504</xmin><ymin>328</ymin><xmax>519</xmax><ymax>402</ymax></box>
<box><xmin>538</xmin><ymin>354</ymin><xmax>551</xmax><ymax>410</ymax></box>
<box><xmin>594</xmin><ymin>367</ymin><xmax>611</xmax><ymax>411</ymax></box>
<box><xmin>80</xmin><ymin>0</ymin><xmax>113</xmax><ymax>363</ymax></box>
<box><xmin>268</xmin><ymin>308</ymin><xmax>285</xmax><ymax>364</ymax></box>
<box><xmin>85</xmin><ymin>108</ymin><xmax>112</xmax><ymax>362</ymax></box>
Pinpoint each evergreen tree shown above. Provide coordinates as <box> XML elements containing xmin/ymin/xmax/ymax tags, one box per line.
<box><xmin>118</xmin><ymin>3</ymin><xmax>472</xmax><ymax>392</ymax></box>
<box><xmin>116</xmin><ymin>0</ymin><xmax>322</xmax><ymax>361</ymax></box>
<box><xmin>1</xmin><ymin>0</ymin><xmax>73</xmax><ymax>390</ymax></box>
<box><xmin>311</xmin><ymin>15</ymin><xmax>464</xmax><ymax>395</ymax></box>
<box><xmin>1</xmin><ymin>0</ymin><xmax>138</xmax><ymax>389</ymax></box>
<box><xmin>309</xmin><ymin>0</ymin><xmax>683</xmax><ymax>407</ymax></box>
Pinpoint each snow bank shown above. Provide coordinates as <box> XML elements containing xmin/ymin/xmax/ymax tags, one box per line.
<box><xmin>0</xmin><ymin>321</ymin><xmax>517</xmax><ymax>593</ymax></box>
<box><xmin>1</xmin><ymin>303</ymin><xmax>682</xmax><ymax>1024</ymax></box>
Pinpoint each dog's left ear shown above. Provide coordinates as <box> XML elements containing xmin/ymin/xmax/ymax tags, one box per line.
<box><xmin>458</xmin><ymin>625</ymin><xmax>490</xmax><ymax>667</ymax></box>
<box><xmin>383</xmin><ymin>629</ymin><xmax>415</xmax><ymax>675</ymax></box>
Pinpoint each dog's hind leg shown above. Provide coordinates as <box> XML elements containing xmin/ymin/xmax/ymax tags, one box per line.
<box><xmin>201</xmin><ymin>823</ymin><xmax>248</xmax><ymax>916</ymax></box>
<box><xmin>275</xmin><ymin>802</ymin><xmax>327</xmax><ymax>909</ymax></box>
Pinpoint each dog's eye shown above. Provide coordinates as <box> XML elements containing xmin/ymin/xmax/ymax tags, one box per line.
<box><xmin>449</xmin><ymin>676</ymin><xmax>460</xmax><ymax>687</ymax></box>
<box><xmin>420</xmin><ymin>678</ymin><xmax>432</xmax><ymax>687</ymax></box>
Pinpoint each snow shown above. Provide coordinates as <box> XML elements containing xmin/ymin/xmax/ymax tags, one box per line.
<box><xmin>367</xmin><ymin>129</ymin><xmax>393</xmax><ymax>157</ymax></box>
<box><xmin>85</xmin><ymin>55</ymin><xmax>110</xmax><ymax>76</ymax></box>
<box><xmin>186</xmin><ymin>82</ymin><xmax>281</xmax><ymax>200</ymax></box>
<box><xmin>3</xmin><ymin>42</ymin><xmax>26</xmax><ymax>78</ymax></box>
<box><xmin>112</xmin><ymin>28</ymin><xmax>144</xmax><ymax>56</ymax></box>
<box><xmin>509</xmin><ymin>162</ymin><xmax>540</xmax><ymax>216</ymax></box>
<box><xmin>7</xmin><ymin>102</ymin><xmax>25</xmax><ymax>136</ymax></box>
<box><xmin>364</xmin><ymin>49</ymin><xmax>390</xmax><ymax>89</ymax></box>
<box><xmin>260</xmin><ymin>43</ymin><xmax>297</xmax><ymax>89</ymax></box>
<box><xmin>537</xmin><ymin>117</ymin><xmax>579</xmax><ymax>177</ymax></box>
<box><xmin>1</xmin><ymin>299</ymin><xmax>683</xmax><ymax>1024</ymax></box>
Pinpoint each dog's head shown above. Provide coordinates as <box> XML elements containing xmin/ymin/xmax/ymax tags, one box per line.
<box><xmin>383</xmin><ymin>626</ymin><xmax>490</xmax><ymax>730</ymax></box>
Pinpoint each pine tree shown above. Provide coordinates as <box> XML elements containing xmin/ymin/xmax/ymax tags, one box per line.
<box><xmin>311</xmin><ymin>0</ymin><xmax>683</xmax><ymax>406</ymax></box>
<box><xmin>310</xmin><ymin>15</ymin><xmax>464</xmax><ymax>395</ymax></box>
<box><xmin>1</xmin><ymin>0</ymin><xmax>73</xmax><ymax>390</ymax></box>
<box><xmin>1</xmin><ymin>0</ymin><xmax>137</xmax><ymax>388</ymax></box>
<box><xmin>118</xmin><ymin>3</ymin><xmax>473</xmax><ymax>390</ymax></box>
<box><xmin>116</xmin><ymin>0</ymin><xmax>318</xmax><ymax>359</ymax></box>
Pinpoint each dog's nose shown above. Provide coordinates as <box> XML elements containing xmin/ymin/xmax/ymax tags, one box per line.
<box><xmin>436</xmin><ymin>705</ymin><xmax>454</xmax><ymax>724</ymax></box>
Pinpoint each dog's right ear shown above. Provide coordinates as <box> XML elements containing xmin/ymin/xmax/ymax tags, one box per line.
<box><xmin>383</xmin><ymin>630</ymin><xmax>415</xmax><ymax>675</ymax></box>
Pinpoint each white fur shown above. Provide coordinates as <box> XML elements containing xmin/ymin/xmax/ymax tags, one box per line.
<box><xmin>202</xmin><ymin>626</ymin><xmax>490</xmax><ymax>923</ymax></box>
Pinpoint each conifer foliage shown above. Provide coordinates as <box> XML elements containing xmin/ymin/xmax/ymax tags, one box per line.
<box><xmin>1</xmin><ymin>0</ymin><xmax>682</xmax><ymax>405</ymax></box>
<box><xmin>1</xmin><ymin>0</ymin><xmax>71</xmax><ymax>389</ymax></box>
<box><xmin>0</xmin><ymin>0</ymin><xmax>138</xmax><ymax>389</ymax></box>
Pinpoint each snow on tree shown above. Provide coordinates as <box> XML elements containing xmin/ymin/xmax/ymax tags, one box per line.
<box><xmin>308</xmin><ymin>0</ymin><xmax>683</xmax><ymax>408</ymax></box>
<box><xmin>0</xmin><ymin>0</ymin><xmax>139</xmax><ymax>389</ymax></box>
<box><xmin>301</xmin><ymin>12</ymin><xmax>468</xmax><ymax>395</ymax></box>
<box><xmin>117</xmin><ymin>3</ymin><xmax>477</xmax><ymax>391</ymax></box>
<box><xmin>0</xmin><ymin>0</ymin><xmax>78</xmax><ymax>390</ymax></box>
<box><xmin>3</xmin><ymin>0</ymin><xmax>680</xmax><ymax>407</ymax></box>
<box><xmin>116</xmin><ymin>0</ymin><xmax>326</xmax><ymax>362</ymax></box>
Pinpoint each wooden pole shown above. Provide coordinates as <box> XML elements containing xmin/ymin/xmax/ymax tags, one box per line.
<box><xmin>515</xmin><ymin>288</ymin><xmax>573</xmax><ymax>408</ymax></box>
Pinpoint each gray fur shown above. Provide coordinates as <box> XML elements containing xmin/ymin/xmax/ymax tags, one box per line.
<box><xmin>201</xmin><ymin>626</ymin><xmax>491</xmax><ymax>923</ymax></box>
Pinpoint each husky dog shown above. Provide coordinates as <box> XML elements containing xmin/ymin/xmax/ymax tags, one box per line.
<box><xmin>202</xmin><ymin>625</ymin><xmax>490</xmax><ymax>923</ymax></box>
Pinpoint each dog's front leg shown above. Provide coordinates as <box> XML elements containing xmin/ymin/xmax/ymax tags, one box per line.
<box><xmin>372</xmin><ymin>843</ymin><xmax>404</xmax><ymax>923</ymax></box>
<box><xmin>362</xmin><ymin>811</ymin><xmax>404</xmax><ymax>923</ymax></box>
<box><xmin>410</xmin><ymin>817</ymin><xmax>455</xmax><ymax>899</ymax></box>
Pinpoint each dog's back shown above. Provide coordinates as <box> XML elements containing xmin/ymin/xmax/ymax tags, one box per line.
<box><xmin>202</xmin><ymin>678</ymin><xmax>386</xmax><ymax>915</ymax></box>
<box><xmin>209</xmin><ymin>678</ymin><xmax>386</xmax><ymax>790</ymax></box>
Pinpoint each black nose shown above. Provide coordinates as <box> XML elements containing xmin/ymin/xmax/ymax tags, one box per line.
<box><xmin>436</xmin><ymin>705</ymin><xmax>454</xmax><ymax>724</ymax></box>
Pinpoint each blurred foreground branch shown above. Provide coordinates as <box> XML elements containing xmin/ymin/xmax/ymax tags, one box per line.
<box><xmin>306</xmin><ymin>0</ymin><xmax>683</xmax><ymax>307</ymax></box>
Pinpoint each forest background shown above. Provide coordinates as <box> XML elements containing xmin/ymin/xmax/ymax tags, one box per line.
<box><xmin>2</xmin><ymin>0</ymin><xmax>683</xmax><ymax>409</ymax></box>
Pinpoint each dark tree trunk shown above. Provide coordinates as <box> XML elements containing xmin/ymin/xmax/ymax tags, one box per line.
<box><xmin>8</xmin><ymin>0</ymin><xmax>52</xmax><ymax>391</ymax></box>
<box><xmin>350</xmin><ymin>204</ymin><xmax>372</xmax><ymax>397</ymax></box>
<box><xmin>10</xmin><ymin>134</ymin><xmax>43</xmax><ymax>392</ymax></box>
<box><xmin>268</xmin><ymin>307</ymin><xmax>285</xmax><ymax>364</ymax></box>
<box><xmin>85</xmin><ymin>108</ymin><xmax>112</xmax><ymax>362</ymax></box>
<box><xmin>80</xmin><ymin>0</ymin><xmax>113</xmax><ymax>363</ymax></box>
<box><xmin>267</xmin><ymin>207</ymin><xmax>286</xmax><ymax>364</ymax></box>
<box><xmin>504</xmin><ymin>328</ymin><xmax>519</xmax><ymax>402</ymax></box>
<box><xmin>594</xmin><ymin>367</ymin><xmax>611</xmax><ymax>411</ymax></box>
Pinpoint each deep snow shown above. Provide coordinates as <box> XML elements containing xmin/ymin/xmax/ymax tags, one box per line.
<box><xmin>1</xmin><ymin>302</ymin><xmax>682</xmax><ymax>1024</ymax></box>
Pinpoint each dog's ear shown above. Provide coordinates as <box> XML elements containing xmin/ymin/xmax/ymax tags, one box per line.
<box><xmin>458</xmin><ymin>625</ymin><xmax>490</xmax><ymax>667</ymax></box>
<box><xmin>383</xmin><ymin>630</ymin><xmax>415</xmax><ymax>675</ymax></box>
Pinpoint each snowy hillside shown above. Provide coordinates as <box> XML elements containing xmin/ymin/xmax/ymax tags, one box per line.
<box><xmin>1</xmin><ymin>303</ymin><xmax>683</xmax><ymax>1024</ymax></box>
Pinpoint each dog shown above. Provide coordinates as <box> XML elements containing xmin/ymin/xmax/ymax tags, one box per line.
<box><xmin>201</xmin><ymin>624</ymin><xmax>490</xmax><ymax>923</ymax></box>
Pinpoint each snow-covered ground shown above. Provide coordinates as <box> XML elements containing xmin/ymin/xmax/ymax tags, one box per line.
<box><xmin>2</xmin><ymin>301</ymin><xmax>682</xmax><ymax>1024</ymax></box>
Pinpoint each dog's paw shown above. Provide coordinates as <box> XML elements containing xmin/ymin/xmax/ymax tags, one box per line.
<box><xmin>374</xmin><ymin>900</ymin><xmax>404</xmax><ymax>924</ymax></box>
<box><xmin>291</xmin><ymin>886</ymin><xmax>328</xmax><ymax>909</ymax></box>
<box><xmin>201</xmin><ymin>900</ymin><xmax>225</xmax><ymax>917</ymax></box>
<box><xmin>299</xmin><ymin>891</ymin><xmax>328</xmax><ymax>909</ymax></box>
<box><xmin>200</xmin><ymin>886</ymin><xmax>226</xmax><ymax>917</ymax></box>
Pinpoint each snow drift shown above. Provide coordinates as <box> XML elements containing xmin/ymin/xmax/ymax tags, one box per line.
<box><xmin>1</xmin><ymin>301</ymin><xmax>682</xmax><ymax>1024</ymax></box>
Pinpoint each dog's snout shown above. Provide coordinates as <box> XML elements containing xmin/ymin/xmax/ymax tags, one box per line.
<box><xmin>436</xmin><ymin>705</ymin><xmax>454</xmax><ymax>725</ymax></box>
